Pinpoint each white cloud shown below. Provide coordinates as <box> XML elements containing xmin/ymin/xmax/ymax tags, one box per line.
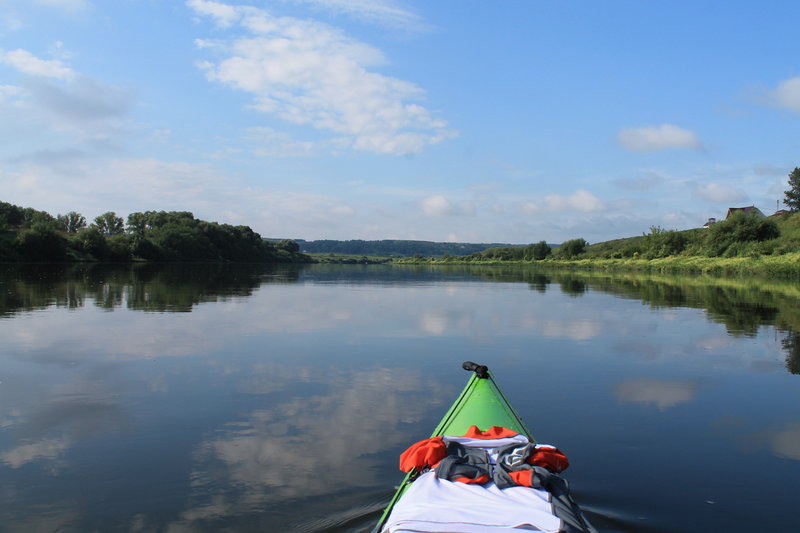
<box><xmin>188</xmin><ymin>1</ymin><xmax>454</xmax><ymax>155</ymax></box>
<box><xmin>693</xmin><ymin>182</ymin><xmax>748</xmax><ymax>203</ymax></box>
<box><xmin>291</xmin><ymin>0</ymin><xmax>428</xmax><ymax>30</ymax></box>
<box><xmin>768</xmin><ymin>76</ymin><xmax>800</xmax><ymax>112</ymax></box>
<box><xmin>515</xmin><ymin>190</ymin><xmax>606</xmax><ymax>217</ymax></box>
<box><xmin>420</xmin><ymin>194</ymin><xmax>474</xmax><ymax>217</ymax></box>
<box><xmin>187</xmin><ymin>0</ymin><xmax>240</xmax><ymax>27</ymax></box>
<box><xmin>617</xmin><ymin>124</ymin><xmax>703</xmax><ymax>152</ymax></box>
<box><xmin>0</xmin><ymin>48</ymin><xmax>74</xmax><ymax>79</ymax></box>
<box><xmin>330</xmin><ymin>205</ymin><xmax>354</xmax><ymax>216</ymax></box>
<box><xmin>519</xmin><ymin>201</ymin><xmax>541</xmax><ymax>215</ymax></box>
<box><xmin>0</xmin><ymin>83</ymin><xmax>22</xmax><ymax>100</ymax></box>
<box><xmin>544</xmin><ymin>189</ymin><xmax>606</xmax><ymax>213</ymax></box>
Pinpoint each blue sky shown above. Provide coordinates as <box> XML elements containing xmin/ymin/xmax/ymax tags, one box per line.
<box><xmin>1</xmin><ymin>0</ymin><xmax>799</xmax><ymax>243</ymax></box>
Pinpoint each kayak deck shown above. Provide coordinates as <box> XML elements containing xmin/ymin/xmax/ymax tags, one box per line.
<box><xmin>372</xmin><ymin>362</ymin><xmax>537</xmax><ymax>532</ymax></box>
<box><xmin>432</xmin><ymin>366</ymin><xmax>533</xmax><ymax>440</ymax></box>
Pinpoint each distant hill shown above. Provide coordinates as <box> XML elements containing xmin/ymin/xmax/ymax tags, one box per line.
<box><xmin>289</xmin><ymin>239</ymin><xmax>525</xmax><ymax>257</ymax></box>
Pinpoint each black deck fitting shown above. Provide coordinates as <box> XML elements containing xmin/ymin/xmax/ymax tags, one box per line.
<box><xmin>462</xmin><ymin>361</ymin><xmax>489</xmax><ymax>379</ymax></box>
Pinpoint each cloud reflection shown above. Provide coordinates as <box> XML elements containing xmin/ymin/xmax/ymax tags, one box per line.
<box><xmin>1</xmin><ymin>437</ymin><xmax>71</xmax><ymax>469</ymax></box>
<box><xmin>614</xmin><ymin>378</ymin><xmax>700</xmax><ymax>411</ymax></box>
<box><xmin>167</xmin><ymin>365</ymin><xmax>449</xmax><ymax>530</ymax></box>
<box><xmin>770</xmin><ymin>423</ymin><xmax>800</xmax><ymax>460</ymax></box>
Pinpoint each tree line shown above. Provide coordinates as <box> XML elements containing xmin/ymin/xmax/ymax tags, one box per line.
<box><xmin>295</xmin><ymin>239</ymin><xmax>524</xmax><ymax>257</ymax></box>
<box><xmin>448</xmin><ymin>210</ymin><xmax>790</xmax><ymax>264</ymax></box>
<box><xmin>0</xmin><ymin>201</ymin><xmax>311</xmax><ymax>263</ymax></box>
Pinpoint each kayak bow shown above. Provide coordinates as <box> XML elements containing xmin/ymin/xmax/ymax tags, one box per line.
<box><xmin>372</xmin><ymin>361</ymin><xmax>596</xmax><ymax>533</ymax></box>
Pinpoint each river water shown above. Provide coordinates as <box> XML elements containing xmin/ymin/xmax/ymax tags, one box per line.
<box><xmin>0</xmin><ymin>264</ymin><xmax>798</xmax><ymax>532</ymax></box>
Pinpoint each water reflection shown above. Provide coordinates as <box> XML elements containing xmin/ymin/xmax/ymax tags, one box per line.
<box><xmin>168</xmin><ymin>365</ymin><xmax>451</xmax><ymax>531</ymax></box>
<box><xmin>0</xmin><ymin>263</ymin><xmax>302</xmax><ymax>316</ymax></box>
<box><xmin>1</xmin><ymin>264</ymin><xmax>800</xmax><ymax>532</ymax></box>
<box><xmin>3</xmin><ymin>264</ymin><xmax>800</xmax><ymax>374</ymax></box>
<box><xmin>770</xmin><ymin>423</ymin><xmax>800</xmax><ymax>460</ymax></box>
<box><xmin>781</xmin><ymin>330</ymin><xmax>800</xmax><ymax>374</ymax></box>
<box><xmin>614</xmin><ymin>378</ymin><xmax>701</xmax><ymax>411</ymax></box>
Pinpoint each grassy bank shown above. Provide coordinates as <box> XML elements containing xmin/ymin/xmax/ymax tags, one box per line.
<box><xmin>394</xmin><ymin>212</ymin><xmax>800</xmax><ymax>278</ymax></box>
<box><xmin>394</xmin><ymin>252</ymin><xmax>800</xmax><ymax>278</ymax></box>
<box><xmin>537</xmin><ymin>253</ymin><xmax>800</xmax><ymax>278</ymax></box>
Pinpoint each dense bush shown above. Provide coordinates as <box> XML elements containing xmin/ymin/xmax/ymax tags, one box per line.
<box><xmin>525</xmin><ymin>241</ymin><xmax>552</xmax><ymax>260</ymax></box>
<box><xmin>704</xmin><ymin>212</ymin><xmax>779</xmax><ymax>257</ymax></box>
<box><xmin>556</xmin><ymin>238</ymin><xmax>587</xmax><ymax>259</ymax></box>
<box><xmin>15</xmin><ymin>223</ymin><xmax>68</xmax><ymax>261</ymax></box>
<box><xmin>642</xmin><ymin>227</ymin><xmax>688</xmax><ymax>258</ymax></box>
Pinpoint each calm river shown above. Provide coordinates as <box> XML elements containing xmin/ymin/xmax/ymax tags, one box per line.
<box><xmin>1</xmin><ymin>264</ymin><xmax>798</xmax><ymax>532</ymax></box>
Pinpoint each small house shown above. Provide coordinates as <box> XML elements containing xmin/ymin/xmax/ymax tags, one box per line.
<box><xmin>725</xmin><ymin>206</ymin><xmax>764</xmax><ymax>219</ymax></box>
<box><xmin>702</xmin><ymin>217</ymin><xmax>716</xmax><ymax>228</ymax></box>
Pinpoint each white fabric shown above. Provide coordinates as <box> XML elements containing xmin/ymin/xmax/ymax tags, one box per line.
<box><xmin>382</xmin><ymin>471</ymin><xmax>562</xmax><ymax>533</ymax></box>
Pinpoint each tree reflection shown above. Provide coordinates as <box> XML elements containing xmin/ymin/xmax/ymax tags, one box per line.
<box><xmin>558</xmin><ymin>277</ymin><xmax>587</xmax><ymax>297</ymax></box>
<box><xmin>0</xmin><ymin>264</ymin><xmax>304</xmax><ymax>316</ymax></box>
<box><xmin>782</xmin><ymin>330</ymin><xmax>800</xmax><ymax>375</ymax></box>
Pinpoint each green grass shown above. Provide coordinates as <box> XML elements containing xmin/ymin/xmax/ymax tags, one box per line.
<box><xmin>308</xmin><ymin>252</ymin><xmax>392</xmax><ymax>264</ymax></box>
<box><xmin>392</xmin><ymin>212</ymin><xmax>800</xmax><ymax>278</ymax></box>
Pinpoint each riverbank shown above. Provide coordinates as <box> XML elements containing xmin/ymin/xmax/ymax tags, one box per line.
<box><xmin>392</xmin><ymin>252</ymin><xmax>800</xmax><ymax>278</ymax></box>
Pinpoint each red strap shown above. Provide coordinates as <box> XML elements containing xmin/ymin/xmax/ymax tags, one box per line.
<box><xmin>528</xmin><ymin>447</ymin><xmax>569</xmax><ymax>473</ymax></box>
<box><xmin>452</xmin><ymin>474</ymin><xmax>490</xmax><ymax>484</ymax></box>
<box><xmin>461</xmin><ymin>425</ymin><xmax>521</xmax><ymax>439</ymax></box>
<box><xmin>399</xmin><ymin>436</ymin><xmax>446</xmax><ymax>472</ymax></box>
<box><xmin>508</xmin><ymin>470</ymin><xmax>534</xmax><ymax>487</ymax></box>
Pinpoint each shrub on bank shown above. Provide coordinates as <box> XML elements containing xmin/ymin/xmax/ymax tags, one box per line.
<box><xmin>704</xmin><ymin>212</ymin><xmax>780</xmax><ymax>257</ymax></box>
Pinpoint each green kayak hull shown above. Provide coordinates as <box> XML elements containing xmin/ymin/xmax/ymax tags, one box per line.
<box><xmin>372</xmin><ymin>362</ymin><xmax>536</xmax><ymax>532</ymax></box>
<box><xmin>432</xmin><ymin>370</ymin><xmax>534</xmax><ymax>440</ymax></box>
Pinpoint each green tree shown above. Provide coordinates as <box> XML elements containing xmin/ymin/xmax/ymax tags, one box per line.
<box><xmin>525</xmin><ymin>241</ymin><xmax>552</xmax><ymax>260</ymax></box>
<box><xmin>557</xmin><ymin>238</ymin><xmax>587</xmax><ymax>259</ymax></box>
<box><xmin>72</xmin><ymin>227</ymin><xmax>110</xmax><ymax>260</ymax></box>
<box><xmin>15</xmin><ymin>223</ymin><xmax>67</xmax><ymax>261</ymax></box>
<box><xmin>0</xmin><ymin>201</ymin><xmax>26</xmax><ymax>228</ymax></box>
<box><xmin>643</xmin><ymin>226</ymin><xmax>687</xmax><ymax>258</ymax></box>
<box><xmin>94</xmin><ymin>212</ymin><xmax>125</xmax><ymax>236</ymax></box>
<box><xmin>784</xmin><ymin>167</ymin><xmax>800</xmax><ymax>212</ymax></box>
<box><xmin>704</xmin><ymin>212</ymin><xmax>779</xmax><ymax>256</ymax></box>
<box><xmin>276</xmin><ymin>239</ymin><xmax>300</xmax><ymax>253</ymax></box>
<box><xmin>57</xmin><ymin>211</ymin><xmax>87</xmax><ymax>233</ymax></box>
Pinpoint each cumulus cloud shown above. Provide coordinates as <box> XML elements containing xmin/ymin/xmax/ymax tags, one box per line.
<box><xmin>0</xmin><ymin>48</ymin><xmax>74</xmax><ymax>79</ymax></box>
<box><xmin>420</xmin><ymin>194</ymin><xmax>474</xmax><ymax>217</ymax></box>
<box><xmin>544</xmin><ymin>189</ymin><xmax>606</xmax><ymax>212</ymax></box>
<box><xmin>693</xmin><ymin>182</ymin><xmax>748</xmax><ymax>203</ymax></box>
<box><xmin>0</xmin><ymin>46</ymin><xmax>131</xmax><ymax>158</ymax></box>
<box><xmin>767</xmin><ymin>76</ymin><xmax>800</xmax><ymax>112</ymax></box>
<box><xmin>514</xmin><ymin>189</ymin><xmax>607</xmax><ymax>218</ymax></box>
<box><xmin>188</xmin><ymin>0</ymin><xmax>454</xmax><ymax>155</ymax></box>
<box><xmin>617</xmin><ymin>124</ymin><xmax>703</xmax><ymax>152</ymax></box>
<box><xmin>187</xmin><ymin>0</ymin><xmax>239</xmax><ymax>27</ymax></box>
<box><xmin>291</xmin><ymin>0</ymin><xmax>428</xmax><ymax>30</ymax></box>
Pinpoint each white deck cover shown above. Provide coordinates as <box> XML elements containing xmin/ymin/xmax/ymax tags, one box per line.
<box><xmin>382</xmin><ymin>471</ymin><xmax>562</xmax><ymax>533</ymax></box>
